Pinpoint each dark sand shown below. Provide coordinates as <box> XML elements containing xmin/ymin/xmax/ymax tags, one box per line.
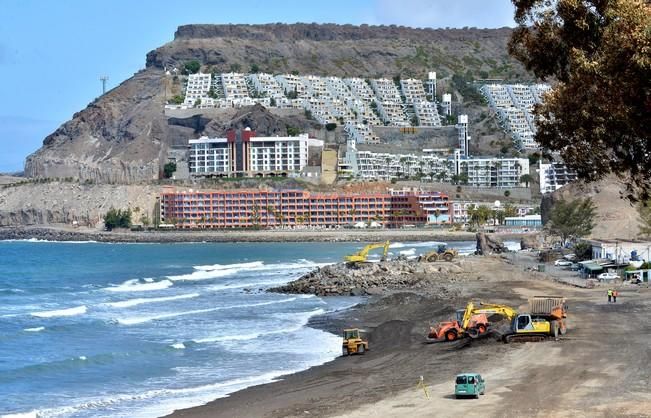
<box><xmin>166</xmin><ymin>253</ymin><xmax>651</xmax><ymax>418</ymax></box>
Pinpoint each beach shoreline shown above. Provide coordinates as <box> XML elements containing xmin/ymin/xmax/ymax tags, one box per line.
<box><xmin>165</xmin><ymin>252</ymin><xmax>651</xmax><ymax>418</ymax></box>
<box><xmin>0</xmin><ymin>225</ymin><xmax>534</xmax><ymax>244</ymax></box>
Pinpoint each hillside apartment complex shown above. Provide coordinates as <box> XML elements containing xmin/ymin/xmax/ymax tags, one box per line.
<box><xmin>169</xmin><ymin>71</ymin><xmax>443</xmax><ymax>144</ymax></box>
<box><xmin>159</xmin><ymin>188</ymin><xmax>452</xmax><ymax>229</ymax></box>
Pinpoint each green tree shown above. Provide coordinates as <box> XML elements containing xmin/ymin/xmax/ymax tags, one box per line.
<box><xmin>229</xmin><ymin>63</ymin><xmax>242</xmax><ymax>73</ymax></box>
<box><xmin>519</xmin><ymin>174</ymin><xmax>534</xmax><ymax>188</ymax></box>
<box><xmin>269</xmin><ymin>97</ymin><xmax>277</xmax><ymax>107</ymax></box>
<box><xmin>140</xmin><ymin>214</ymin><xmax>151</xmax><ymax>227</ymax></box>
<box><xmin>104</xmin><ymin>208</ymin><xmax>132</xmax><ymax>231</ymax></box>
<box><xmin>503</xmin><ymin>203</ymin><xmax>518</xmax><ymax>217</ymax></box>
<box><xmin>163</xmin><ymin>162</ymin><xmax>177</xmax><ymax>179</ymax></box>
<box><xmin>509</xmin><ymin>0</ymin><xmax>651</xmax><ymax>202</ymax></box>
<box><xmin>637</xmin><ymin>201</ymin><xmax>651</xmax><ymax>238</ymax></box>
<box><xmin>170</xmin><ymin>95</ymin><xmax>184</xmax><ymax>105</ymax></box>
<box><xmin>250</xmin><ymin>63</ymin><xmax>260</xmax><ymax>73</ymax></box>
<box><xmin>286</xmin><ymin>126</ymin><xmax>300</xmax><ymax>136</ymax></box>
<box><xmin>325</xmin><ymin>122</ymin><xmax>337</xmax><ymax>131</ymax></box>
<box><xmin>504</xmin><ymin>190</ymin><xmax>511</xmax><ymax>197</ymax></box>
<box><xmin>183</xmin><ymin>60</ymin><xmax>201</xmax><ymax>74</ymax></box>
<box><xmin>546</xmin><ymin>198</ymin><xmax>596</xmax><ymax>246</ymax></box>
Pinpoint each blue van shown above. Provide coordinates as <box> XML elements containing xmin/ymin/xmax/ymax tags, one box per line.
<box><xmin>455</xmin><ymin>373</ymin><xmax>485</xmax><ymax>399</ymax></box>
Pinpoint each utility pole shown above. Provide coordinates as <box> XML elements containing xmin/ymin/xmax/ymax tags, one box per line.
<box><xmin>100</xmin><ymin>76</ymin><xmax>109</xmax><ymax>95</ymax></box>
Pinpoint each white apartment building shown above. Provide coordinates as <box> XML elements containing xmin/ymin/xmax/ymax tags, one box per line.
<box><xmin>275</xmin><ymin>74</ymin><xmax>308</xmax><ymax>97</ymax></box>
<box><xmin>453</xmin><ymin>150</ymin><xmax>529</xmax><ymax>188</ymax></box>
<box><xmin>188</xmin><ymin>137</ymin><xmax>230</xmax><ymax>175</ymax></box>
<box><xmin>184</xmin><ymin>73</ymin><xmax>212</xmax><ymax>105</ymax></box>
<box><xmin>247</xmin><ymin>73</ymin><xmax>285</xmax><ymax>99</ymax></box>
<box><xmin>425</xmin><ymin>72</ymin><xmax>436</xmax><ymax>100</ymax></box>
<box><xmin>539</xmin><ymin>161</ymin><xmax>578</xmax><ymax>193</ymax></box>
<box><xmin>441</xmin><ymin>93</ymin><xmax>452</xmax><ymax>116</ymax></box>
<box><xmin>376</xmin><ymin>101</ymin><xmax>409</xmax><ymax>126</ymax></box>
<box><xmin>457</xmin><ymin>115</ymin><xmax>471</xmax><ymax>157</ymax></box>
<box><xmin>400</xmin><ymin>79</ymin><xmax>428</xmax><ymax>104</ymax></box>
<box><xmin>220</xmin><ymin>73</ymin><xmax>249</xmax><ymax>100</ymax></box>
<box><xmin>344</xmin><ymin>77</ymin><xmax>376</xmax><ymax>102</ymax></box>
<box><xmin>480</xmin><ymin>83</ymin><xmax>552</xmax><ymax>150</ymax></box>
<box><xmin>370</xmin><ymin>78</ymin><xmax>403</xmax><ymax>103</ymax></box>
<box><xmin>413</xmin><ymin>101</ymin><xmax>442</xmax><ymax>127</ymax></box>
<box><xmin>249</xmin><ymin>134</ymin><xmax>316</xmax><ymax>173</ymax></box>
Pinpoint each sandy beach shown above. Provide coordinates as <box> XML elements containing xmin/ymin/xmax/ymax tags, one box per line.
<box><xmin>0</xmin><ymin>225</ymin><xmax>533</xmax><ymax>244</ymax></box>
<box><xmin>166</xmin><ymin>252</ymin><xmax>651</xmax><ymax>418</ymax></box>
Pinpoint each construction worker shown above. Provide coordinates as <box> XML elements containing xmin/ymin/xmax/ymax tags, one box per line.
<box><xmin>607</xmin><ymin>288</ymin><xmax>612</xmax><ymax>303</ymax></box>
<box><xmin>613</xmin><ymin>289</ymin><xmax>618</xmax><ymax>303</ymax></box>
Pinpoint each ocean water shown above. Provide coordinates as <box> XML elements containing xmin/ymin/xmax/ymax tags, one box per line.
<box><xmin>0</xmin><ymin>239</ymin><xmax>518</xmax><ymax>417</ymax></box>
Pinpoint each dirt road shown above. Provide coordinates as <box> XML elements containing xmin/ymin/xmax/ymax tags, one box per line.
<box><xmin>169</xmin><ymin>256</ymin><xmax>651</xmax><ymax>418</ymax></box>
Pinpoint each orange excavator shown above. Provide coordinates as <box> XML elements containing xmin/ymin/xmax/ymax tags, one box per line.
<box><xmin>428</xmin><ymin>301</ymin><xmax>518</xmax><ymax>342</ymax></box>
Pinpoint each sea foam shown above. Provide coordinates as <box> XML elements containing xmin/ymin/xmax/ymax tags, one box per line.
<box><xmin>105</xmin><ymin>293</ymin><xmax>200</xmax><ymax>308</ymax></box>
<box><xmin>105</xmin><ymin>279</ymin><xmax>173</xmax><ymax>292</ymax></box>
<box><xmin>23</xmin><ymin>327</ymin><xmax>45</xmax><ymax>332</ymax></box>
<box><xmin>30</xmin><ymin>306</ymin><xmax>87</xmax><ymax>318</ymax></box>
<box><xmin>116</xmin><ymin>297</ymin><xmax>298</xmax><ymax>326</ymax></box>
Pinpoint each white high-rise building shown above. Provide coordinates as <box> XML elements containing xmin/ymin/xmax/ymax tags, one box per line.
<box><xmin>456</xmin><ymin>115</ymin><xmax>470</xmax><ymax>157</ymax></box>
<box><xmin>184</xmin><ymin>73</ymin><xmax>212</xmax><ymax>105</ymax></box>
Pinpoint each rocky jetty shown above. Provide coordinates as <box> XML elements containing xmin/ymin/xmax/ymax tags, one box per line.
<box><xmin>269</xmin><ymin>260</ymin><xmax>465</xmax><ymax>296</ymax></box>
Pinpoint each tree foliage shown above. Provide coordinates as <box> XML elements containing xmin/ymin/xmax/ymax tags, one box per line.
<box><xmin>509</xmin><ymin>0</ymin><xmax>651</xmax><ymax>202</ymax></box>
<box><xmin>104</xmin><ymin>208</ymin><xmax>132</xmax><ymax>231</ymax></box>
<box><xmin>546</xmin><ymin>198</ymin><xmax>596</xmax><ymax>245</ymax></box>
<box><xmin>163</xmin><ymin>162</ymin><xmax>177</xmax><ymax>179</ymax></box>
<box><xmin>183</xmin><ymin>60</ymin><xmax>201</xmax><ymax>75</ymax></box>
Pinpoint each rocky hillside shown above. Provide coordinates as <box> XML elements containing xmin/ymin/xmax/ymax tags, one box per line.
<box><xmin>25</xmin><ymin>24</ymin><xmax>527</xmax><ymax>184</ymax></box>
<box><xmin>541</xmin><ymin>175</ymin><xmax>641</xmax><ymax>240</ymax></box>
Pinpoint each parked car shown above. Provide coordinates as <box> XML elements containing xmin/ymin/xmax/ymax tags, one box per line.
<box><xmin>598</xmin><ymin>272</ymin><xmax>620</xmax><ymax>281</ymax></box>
<box><xmin>569</xmin><ymin>263</ymin><xmax>582</xmax><ymax>271</ymax></box>
<box><xmin>455</xmin><ymin>373</ymin><xmax>485</xmax><ymax>399</ymax></box>
<box><xmin>563</xmin><ymin>253</ymin><xmax>577</xmax><ymax>261</ymax></box>
<box><xmin>555</xmin><ymin>259</ymin><xmax>573</xmax><ymax>266</ymax></box>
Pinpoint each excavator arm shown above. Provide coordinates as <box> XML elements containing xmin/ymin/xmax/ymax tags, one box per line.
<box><xmin>344</xmin><ymin>241</ymin><xmax>391</xmax><ymax>263</ymax></box>
<box><xmin>472</xmin><ymin>303</ymin><xmax>518</xmax><ymax>320</ymax></box>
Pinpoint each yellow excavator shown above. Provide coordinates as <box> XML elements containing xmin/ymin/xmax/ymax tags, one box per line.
<box><xmin>429</xmin><ymin>301</ymin><xmax>518</xmax><ymax>341</ymax></box>
<box><xmin>344</xmin><ymin>241</ymin><xmax>390</xmax><ymax>264</ymax></box>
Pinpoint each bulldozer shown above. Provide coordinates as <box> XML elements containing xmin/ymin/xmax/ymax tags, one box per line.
<box><xmin>428</xmin><ymin>301</ymin><xmax>518</xmax><ymax>342</ymax></box>
<box><xmin>419</xmin><ymin>244</ymin><xmax>458</xmax><ymax>262</ymax></box>
<box><xmin>501</xmin><ymin>296</ymin><xmax>568</xmax><ymax>343</ymax></box>
<box><xmin>342</xmin><ymin>328</ymin><xmax>369</xmax><ymax>356</ymax></box>
<box><xmin>344</xmin><ymin>241</ymin><xmax>390</xmax><ymax>264</ymax></box>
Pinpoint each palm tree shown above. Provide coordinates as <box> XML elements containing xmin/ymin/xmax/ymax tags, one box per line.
<box><xmin>433</xmin><ymin>208</ymin><xmax>441</xmax><ymax>225</ymax></box>
<box><xmin>520</xmin><ymin>174</ymin><xmax>534</xmax><ymax>188</ymax></box>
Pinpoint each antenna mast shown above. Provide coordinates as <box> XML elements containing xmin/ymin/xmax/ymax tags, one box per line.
<box><xmin>100</xmin><ymin>76</ymin><xmax>109</xmax><ymax>95</ymax></box>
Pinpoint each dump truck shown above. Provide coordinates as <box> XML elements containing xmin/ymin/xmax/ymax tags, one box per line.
<box><xmin>502</xmin><ymin>296</ymin><xmax>568</xmax><ymax>343</ymax></box>
<box><xmin>428</xmin><ymin>301</ymin><xmax>518</xmax><ymax>342</ymax></box>
<box><xmin>344</xmin><ymin>241</ymin><xmax>390</xmax><ymax>264</ymax></box>
<box><xmin>342</xmin><ymin>328</ymin><xmax>369</xmax><ymax>355</ymax></box>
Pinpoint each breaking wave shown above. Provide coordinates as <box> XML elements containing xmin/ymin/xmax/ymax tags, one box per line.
<box><xmin>30</xmin><ymin>306</ymin><xmax>87</xmax><ymax>318</ymax></box>
<box><xmin>105</xmin><ymin>279</ymin><xmax>173</xmax><ymax>292</ymax></box>
<box><xmin>105</xmin><ymin>293</ymin><xmax>200</xmax><ymax>308</ymax></box>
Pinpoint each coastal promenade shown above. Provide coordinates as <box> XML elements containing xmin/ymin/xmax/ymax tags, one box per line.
<box><xmin>0</xmin><ymin>226</ymin><xmax>533</xmax><ymax>244</ymax></box>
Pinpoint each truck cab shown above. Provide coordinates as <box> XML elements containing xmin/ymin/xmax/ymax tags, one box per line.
<box><xmin>455</xmin><ymin>373</ymin><xmax>485</xmax><ymax>399</ymax></box>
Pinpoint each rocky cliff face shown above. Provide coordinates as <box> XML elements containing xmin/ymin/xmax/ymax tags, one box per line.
<box><xmin>26</xmin><ymin>24</ymin><xmax>525</xmax><ymax>184</ymax></box>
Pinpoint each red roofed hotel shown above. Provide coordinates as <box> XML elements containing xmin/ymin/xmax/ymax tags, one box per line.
<box><xmin>159</xmin><ymin>188</ymin><xmax>451</xmax><ymax>229</ymax></box>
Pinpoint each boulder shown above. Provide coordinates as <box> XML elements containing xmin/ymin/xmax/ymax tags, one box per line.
<box><xmin>476</xmin><ymin>232</ymin><xmax>507</xmax><ymax>255</ymax></box>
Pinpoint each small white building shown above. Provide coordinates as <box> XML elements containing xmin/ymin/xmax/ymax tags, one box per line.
<box><xmin>586</xmin><ymin>239</ymin><xmax>651</xmax><ymax>263</ymax></box>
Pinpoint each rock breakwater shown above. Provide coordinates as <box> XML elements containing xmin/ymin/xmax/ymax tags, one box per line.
<box><xmin>269</xmin><ymin>260</ymin><xmax>465</xmax><ymax>296</ymax></box>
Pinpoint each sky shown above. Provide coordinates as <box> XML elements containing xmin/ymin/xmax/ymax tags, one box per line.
<box><xmin>0</xmin><ymin>0</ymin><xmax>516</xmax><ymax>172</ymax></box>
